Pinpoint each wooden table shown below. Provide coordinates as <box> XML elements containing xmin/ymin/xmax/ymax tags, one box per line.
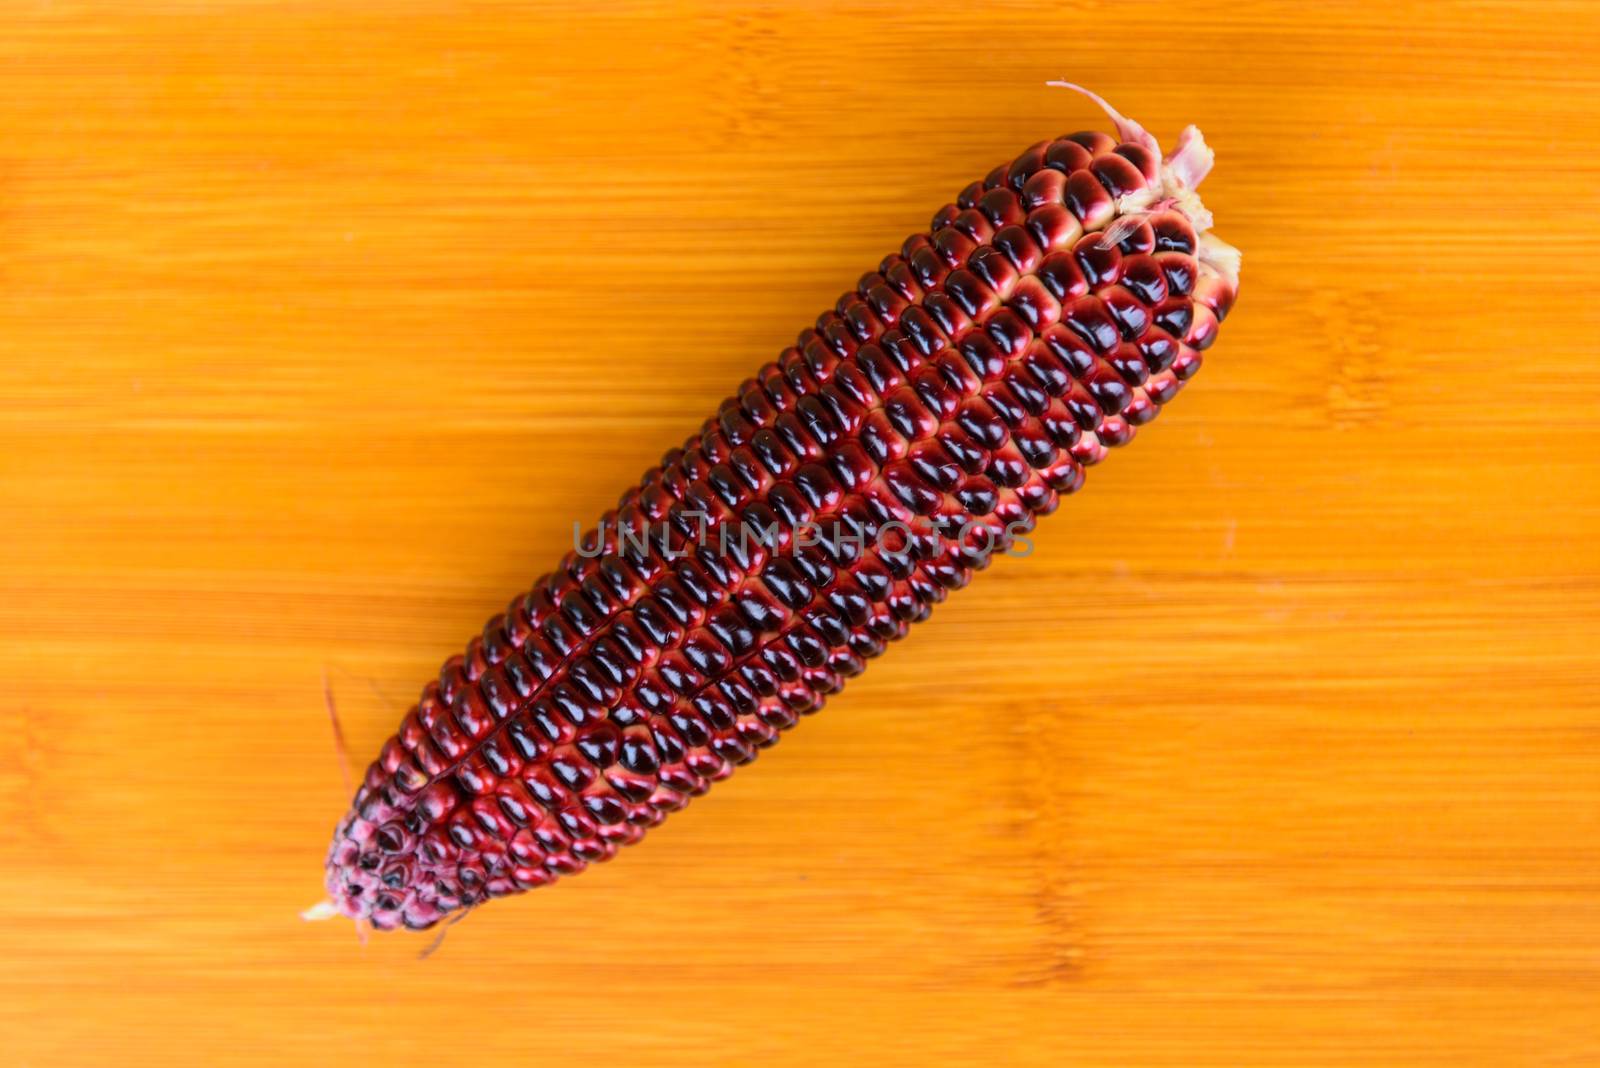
<box><xmin>3</xmin><ymin>3</ymin><xmax>1597</xmax><ymax>1065</ymax></box>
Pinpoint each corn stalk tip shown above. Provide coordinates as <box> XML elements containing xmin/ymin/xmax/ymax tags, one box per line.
<box><xmin>301</xmin><ymin>900</ymin><xmax>340</xmax><ymax>922</ymax></box>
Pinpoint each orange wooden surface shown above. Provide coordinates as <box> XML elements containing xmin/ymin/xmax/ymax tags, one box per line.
<box><xmin>3</xmin><ymin>2</ymin><xmax>1599</xmax><ymax>1065</ymax></box>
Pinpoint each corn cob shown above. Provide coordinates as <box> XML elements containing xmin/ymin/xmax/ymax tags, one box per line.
<box><xmin>316</xmin><ymin>88</ymin><xmax>1239</xmax><ymax>932</ymax></box>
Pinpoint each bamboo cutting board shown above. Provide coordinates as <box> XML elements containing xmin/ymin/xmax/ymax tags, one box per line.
<box><xmin>2</xmin><ymin>2</ymin><xmax>1598</xmax><ymax>1065</ymax></box>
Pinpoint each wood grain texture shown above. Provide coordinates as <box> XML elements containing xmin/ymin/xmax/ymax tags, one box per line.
<box><xmin>3</xmin><ymin>2</ymin><xmax>1598</xmax><ymax>1064</ymax></box>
